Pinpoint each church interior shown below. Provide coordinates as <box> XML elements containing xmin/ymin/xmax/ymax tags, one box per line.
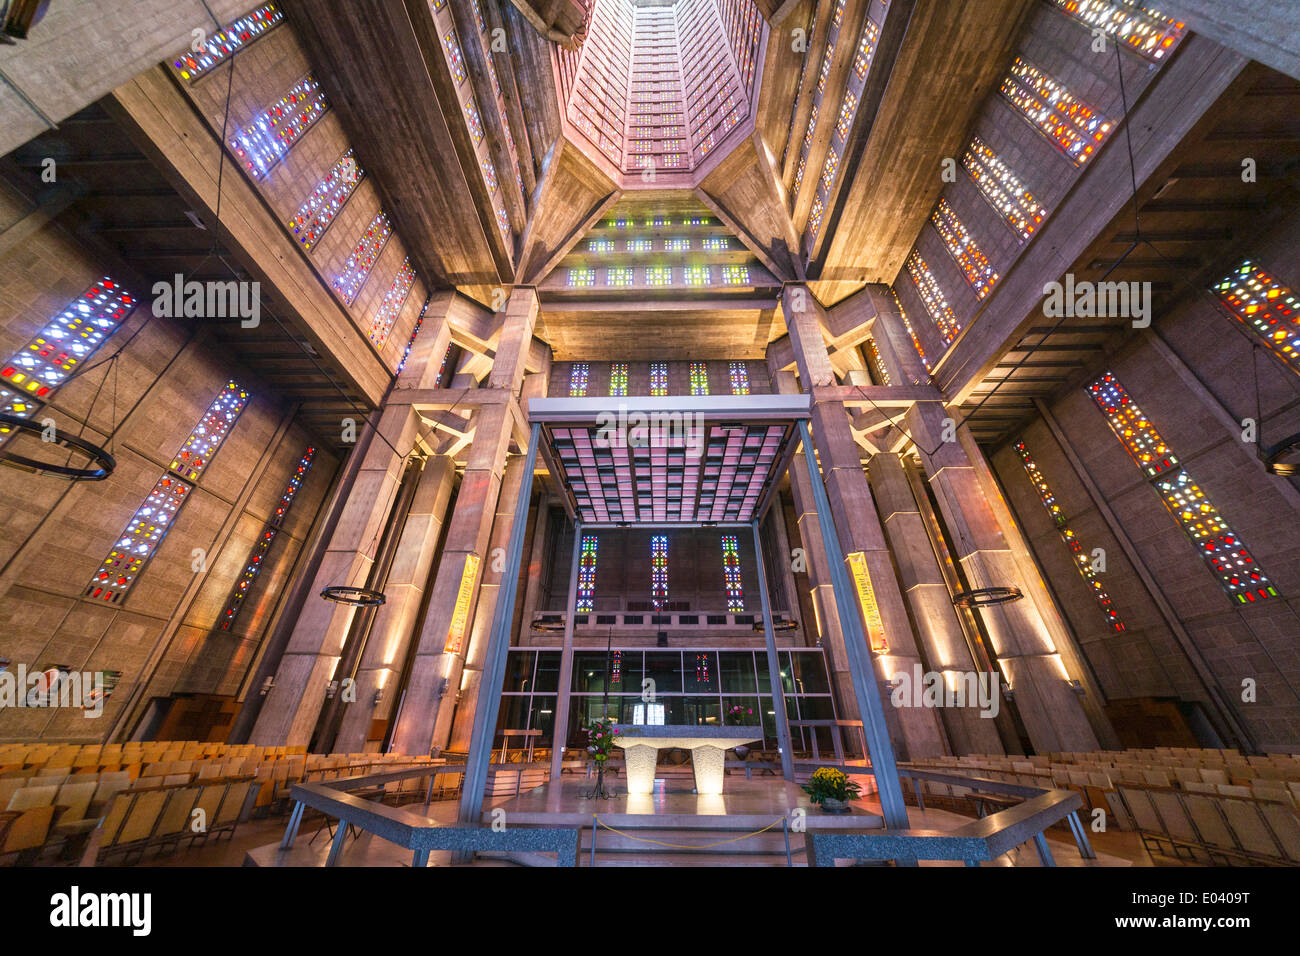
<box><xmin>0</xmin><ymin>0</ymin><xmax>1298</xmax><ymax>874</ymax></box>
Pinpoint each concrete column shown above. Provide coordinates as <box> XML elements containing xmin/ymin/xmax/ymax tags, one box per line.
<box><xmin>904</xmin><ymin>398</ymin><xmax>1101</xmax><ymax>752</ymax></box>
<box><xmin>333</xmin><ymin>454</ymin><xmax>456</xmax><ymax>753</ymax></box>
<box><xmin>446</xmin><ymin>453</ymin><xmax>530</xmax><ymax>752</ymax></box>
<box><xmin>389</xmin><ymin>288</ymin><xmax>539</xmax><ymax>754</ymax></box>
<box><xmin>1163</xmin><ymin>0</ymin><xmax>1300</xmax><ymax>81</ymax></box>
<box><xmin>782</xmin><ymin>285</ymin><xmax>947</xmax><ymax>759</ymax></box>
<box><xmin>868</xmin><ymin>453</ymin><xmax>1003</xmax><ymax>755</ymax></box>
<box><xmin>249</xmin><ymin>404</ymin><xmax>420</xmax><ymax>747</ymax></box>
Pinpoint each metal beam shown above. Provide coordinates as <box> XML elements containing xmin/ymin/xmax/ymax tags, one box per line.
<box><xmin>752</xmin><ymin>520</ymin><xmax>794</xmax><ymax>781</ymax></box>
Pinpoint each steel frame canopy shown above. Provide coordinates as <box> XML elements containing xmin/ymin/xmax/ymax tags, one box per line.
<box><xmin>530</xmin><ymin>394</ymin><xmax>810</xmax><ymax>528</ymax></box>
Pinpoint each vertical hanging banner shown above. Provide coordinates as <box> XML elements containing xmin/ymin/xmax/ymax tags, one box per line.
<box><xmin>845</xmin><ymin>551</ymin><xmax>889</xmax><ymax>653</ymax></box>
<box><xmin>444</xmin><ymin>553</ymin><xmax>481</xmax><ymax>654</ymax></box>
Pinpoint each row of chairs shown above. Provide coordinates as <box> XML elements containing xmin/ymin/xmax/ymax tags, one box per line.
<box><xmin>1121</xmin><ymin>784</ymin><xmax>1300</xmax><ymax>865</ymax></box>
<box><xmin>87</xmin><ymin>778</ymin><xmax>260</xmax><ymax>864</ymax></box>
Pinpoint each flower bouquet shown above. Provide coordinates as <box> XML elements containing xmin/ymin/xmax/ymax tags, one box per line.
<box><xmin>802</xmin><ymin>766</ymin><xmax>861</xmax><ymax>812</ymax></box>
<box><xmin>584</xmin><ymin>715</ymin><xmax>617</xmax><ymax>799</ymax></box>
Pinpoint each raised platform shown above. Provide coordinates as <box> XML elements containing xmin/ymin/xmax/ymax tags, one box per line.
<box><xmin>484</xmin><ymin>777</ymin><xmax>885</xmax><ymax>830</ymax></box>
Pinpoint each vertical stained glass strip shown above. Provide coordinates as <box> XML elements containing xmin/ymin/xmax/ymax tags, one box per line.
<box><xmin>1</xmin><ymin>277</ymin><xmax>135</xmax><ymax>398</ymax></box>
<box><xmin>1213</xmin><ymin>260</ymin><xmax>1300</xmax><ymax>372</ymax></box>
<box><xmin>1087</xmin><ymin>371</ymin><xmax>1277</xmax><ymax>603</ymax></box>
<box><xmin>1015</xmin><ymin>440</ymin><xmax>1124</xmax><ymax>631</ymax></box>
<box><xmin>729</xmin><ymin>361</ymin><xmax>750</xmax><ymax>395</ymax></box>
<box><xmin>396</xmin><ymin>300</ymin><xmax>427</xmax><ymax>377</ymax></box>
<box><xmin>931</xmin><ymin>199</ymin><xmax>999</xmax><ymax>298</ymax></box>
<box><xmin>1052</xmin><ymin>0</ymin><xmax>1186</xmax><ymax>61</ymax></box>
<box><xmin>650</xmin><ymin>362</ymin><xmax>669</xmax><ymax>396</ymax></box>
<box><xmin>218</xmin><ymin>446</ymin><xmax>315</xmax><ymax>631</ymax></box>
<box><xmin>333</xmin><ymin>213</ymin><xmax>392</xmax><ymax>306</ymax></box>
<box><xmin>866</xmin><ymin>339</ymin><xmax>891</xmax><ymax>386</ymax></box>
<box><xmin>1151</xmin><ymin>469</ymin><xmax>1277</xmax><ymax>604</ymax></box>
<box><xmin>86</xmin><ymin>476</ymin><xmax>190</xmax><ymax>604</ymax></box>
<box><xmin>576</xmin><ymin>535</ymin><xmax>598</xmax><ymax>612</ymax></box>
<box><xmin>906</xmin><ymin>252</ymin><xmax>961</xmax><ymax>344</ymax></box>
<box><xmin>1085</xmin><ymin>372</ymin><xmax>1177</xmax><ymax>477</ymax></box>
<box><xmin>368</xmin><ymin>258</ymin><xmax>416</xmax><ymax>347</ymax></box>
<box><xmin>172</xmin><ymin>3</ymin><xmax>282</xmax><ymax>81</ymax></box>
<box><xmin>609</xmin><ymin>363</ymin><xmax>628</xmax><ymax>397</ymax></box>
<box><xmin>721</xmin><ymin>534</ymin><xmax>744</xmax><ymax>611</ymax></box>
<box><xmin>963</xmin><ymin>137</ymin><xmax>1046</xmax><ymax>241</ymax></box>
<box><xmin>892</xmin><ymin>290</ymin><xmax>930</xmax><ymax>374</ymax></box>
<box><xmin>651</xmin><ymin>535</ymin><xmax>668</xmax><ymax>609</ymax></box>
<box><xmin>569</xmin><ymin>363</ymin><xmax>590</xmax><ymax>397</ymax></box>
<box><xmin>442</xmin><ymin>29</ymin><xmax>467</xmax><ymax>84</ymax></box>
<box><xmin>0</xmin><ymin>385</ymin><xmax>39</xmax><ymax>447</ymax></box>
<box><xmin>229</xmin><ymin>75</ymin><xmax>328</xmax><ymax>179</ymax></box>
<box><xmin>289</xmin><ymin>150</ymin><xmax>364</xmax><ymax>251</ymax></box>
<box><xmin>690</xmin><ymin>362</ymin><xmax>710</xmax><ymax>396</ymax></box>
<box><xmin>171</xmin><ymin>381</ymin><xmax>250</xmax><ymax>481</ymax></box>
<box><xmin>1001</xmin><ymin>58</ymin><xmax>1112</xmax><ymax>166</ymax></box>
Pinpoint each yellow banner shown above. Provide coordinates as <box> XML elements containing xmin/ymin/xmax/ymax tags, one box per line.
<box><xmin>444</xmin><ymin>553</ymin><xmax>481</xmax><ymax>654</ymax></box>
<box><xmin>845</xmin><ymin>551</ymin><xmax>888</xmax><ymax>653</ymax></box>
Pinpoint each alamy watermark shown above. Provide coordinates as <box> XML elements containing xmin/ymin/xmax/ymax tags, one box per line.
<box><xmin>0</xmin><ymin>665</ymin><xmax>107</xmax><ymax>718</ymax></box>
<box><xmin>889</xmin><ymin>665</ymin><xmax>1000</xmax><ymax>719</ymax></box>
<box><xmin>595</xmin><ymin>406</ymin><xmax>707</xmax><ymax>458</ymax></box>
<box><xmin>152</xmin><ymin>273</ymin><xmax>261</xmax><ymax>329</ymax></box>
<box><xmin>1043</xmin><ymin>274</ymin><xmax>1151</xmax><ymax>328</ymax></box>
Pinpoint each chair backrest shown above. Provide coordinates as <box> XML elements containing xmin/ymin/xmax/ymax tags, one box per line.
<box><xmin>163</xmin><ymin>774</ymin><xmax>192</xmax><ymax>787</ymax></box>
<box><xmin>1181</xmin><ymin>793</ymin><xmax>1235</xmax><ymax>849</ymax></box>
<box><xmin>115</xmin><ymin>789</ymin><xmax>168</xmax><ymax>845</ymax></box>
<box><xmin>0</xmin><ymin>778</ymin><xmax>25</xmax><ymax>808</ymax></box>
<box><xmin>9</xmin><ymin>784</ymin><xmax>59</xmax><ymax>811</ymax></box>
<box><xmin>1257</xmin><ymin>802</ymin><xmax>1300</xmax><ymax>863</ymax></box>
<box><xmin>1217</xmin><ymin>784</ymin><xmax>1252</xmax><ymax>799</ymax></box>
<box><xmin>54</xmin><ymin>781</ymin><xmax>98</xmax><ymax>822</ymax></box>
<box><xmin>1142</xmin><ymin>769</ymin><xmax>1171</xmax><ymax>787</ymax></box>
<box><xmin>153</xmin><ymin>787</ymin><xmax>201</xmax><ymax>839</ymax></box>
<box><xmin>1219</xmin><ymin>798</ymin><xmax>1282</xmax><ymax>859</ymax></box>
<box><xmin>1199</xmin><ymin>768</ymin><xmax>1228</xmax><ymax>785</ymax></box>
<box><xmin>131</xmin><ymin>776</ymin><xmax>165</xmax><ymax>791</ymax></box>
<box><xmin>1149</xmin><ymin>789</ymin><xmax>1197</xmax><ymax>844</ymax></box>
<box><xmin>215</xmin><ymin>780</ymin><xmax>254</xmax><ymax>826</ymax></box>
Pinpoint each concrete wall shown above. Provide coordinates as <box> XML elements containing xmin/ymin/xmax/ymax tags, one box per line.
<box><xmin>0</xmin><ymin>179</ymin><xmax>338</xmax><ymax>743</ymax></box>
<box><xmin>990</xmin><ymin>216</ymin><xmax>1300</xmax><ymax>752</ymax></box>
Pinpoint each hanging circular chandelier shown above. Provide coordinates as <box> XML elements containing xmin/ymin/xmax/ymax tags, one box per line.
<box><xmin>952</xmin><ymin>586</ymin><xmax>1023</xmax><ymax>608</ymax></box>
<box><xmin>1261</xmin><ymin>432</ymin><xmax>1300</xmax><ymax>477</ymax></box>
<box><xmin>0</xmin><ymin>414</ymin><xmax>116</xmax><ymax>480</ymax></box>
<box><xmin>320</xmin><ymin>585</ymin><xmax>385</xmax><ymax>606</ymax></box>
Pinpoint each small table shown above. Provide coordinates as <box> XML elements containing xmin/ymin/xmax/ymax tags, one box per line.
<box><xmin>612</xmin><ymin>725</ymin><xmax>761</xmax><ymax>795</ymax></box>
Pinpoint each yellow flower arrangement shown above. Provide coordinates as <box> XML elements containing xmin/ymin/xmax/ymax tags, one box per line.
<box><xmin>802</xmin><ymin>765</ymin><xmax>862</xmax><ymax>806</ymax></box>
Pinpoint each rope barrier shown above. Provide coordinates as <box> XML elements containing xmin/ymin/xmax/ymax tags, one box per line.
<box><xmin>591</xmin><ymin>814</ymin><xmax>787</xmax><ymax>850</ymax></box>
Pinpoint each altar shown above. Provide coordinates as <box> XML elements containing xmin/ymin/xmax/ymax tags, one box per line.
<box><xmin>612</xmin><ymin>724</ymin><xmax>762</xmax><ymax>795</ymax></box>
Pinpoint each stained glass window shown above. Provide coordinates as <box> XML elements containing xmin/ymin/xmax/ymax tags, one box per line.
<box><xmin>853</xmin><ymin>18</ymin><xmax>879</xmax><ymax>79</ymax></box>
<box><xmin>627</xmin><ymin>238</ymin><xmax>653</xmax><ymax>253</ymax></box>
<box><xmin>568</xmin><ymin>268</ymin><xmax>596</xmax><ymax>287</ymax></box>
<box><xmin>650</xmin><ymin>362</ymin><xmax>669</xmax><ymax>396</ymax></box>
<box><xmin>646</xmin><ymin>266</ymin><xmax>673</xmax><ymax>286</ymax></box>
<box><xmin>1001</xmin><ymin>58</ymin><xmax>1112</xmax><ymax>166</ymax></box>
<box><xmin>666</xmin><ymin>238</ymin><xmax>691</xmax><ymax>251</ymax></box>
<box><xmin>906</xmin><ymin>252</ymin><xmax>960</xmax><ymax>344</ymax></box>
<box><xmin>1152</xmin><ymin>469</ymin><xmax>1277</xmax><ymax>604</ymax></box>
<box><xmin>576</xmin><ymin>535</ymin><xmax>598</xmax><ymax>612</ymax></box>
<box><xmin>721</xmin><ymin>265</ymin><xmax>750</xmax><ymax>285</ymax></box>
<box><xmin>963</xmin><ymin>137</ymin><xmax>1046</xmax><ymax>241</ymax></box>
<box><xmin>229</xmin><ymin>75</ymin><xmax>328</xmax><ymax>179</ymax></box>
<box><xmin>690</xmin><ymin>362</ymin><xmax>710</xmax><ymax>396</ymax></box>
<box><xmin>217</xmin><ymin>446</ymin><xmax>315</xmax><ymax>630</ymax></box>
<box><xmin>892</xmin><ymin>288</ymin><xmax>930</xmax><ymax>373</ymax></box>
<box><xmin>289</xmin><ymin>150</ymin><xmax>364</xmax><ymax>251</ymax></box>
<box><xmin>1052</xmin><ymin>0</ymin><xmax>1186</xmax><ymax>60</ymax></box>
<box><xmin>172</xmin><ymin>3</ymin><xmax>282</xmax><ymax>81</ymax></box>
<box><xmin>171</xmin><ymin>381</ymin><xmax>250</xmax><ymax>481</ymax></box>
<box><xmin>702</xmin><ymin>237</ymin><xmax>729</xmax><ymax>252</ymax></box>
<box><xmin>607</xmin><ymin>267</ymin><xmax>634</xmax><ymax>287</ymax></box>
<box><xmin>1015</xmin><ymin>440</ymin><xmax>1124</xmax><ymax>631</ymax></box>
<box><xmin>931</xmin><ymin>199</ymin><xmax>999</xmax><ymax>298</ymax></box>
<box><xmin>0</xmin><ymin>385</ymin><xmax>39</xmax><ymax>448</ymax></box>
<box><xmin>86</xmin><ymin>475</ymin><xmax>190</xmax><ymax>604</ymax></box>
<box><xmin>333</xmin><ymin>213</ymin><xmax>392</xmax><ymax>306</ymax></box>
<box><xmin>684</xmin><ymin>266</ymin><xmax>711</xmax><ymax>286</ymax></box>
<box><xmin>721</xmin><ymin>534</ymin><xmax>744</xmax><ymax>611</ymax></box>
<box><xmin>589</xmin><ymin>238</ymin><xmax>615</xmax><ymax>253</ymax></box>
<box><xmin>1085</xmin><ymin>372</ymin><xmax>1177</xmax><ymax>477</ymax></box>
<box><xmin>368</xmin><ymin>258</ymin><xmax>417</xmax><ymax>347</ymax></box>
<box><xmin>1213</xmin><ymin>260</ymin><xmax>1300</xmax><ymax>372</ymax></box>
<box><xmin>866</xmin><ymin>339</ymin><xmax>891</xmax><ymax>386</ymax></box>
<box><xmin>1087</xmin><ymin>371</ymin><xmax>1277</xmax><ymax>603</ymax></box>
<box><xmin>609</xmin><ymin>363</ymin><xmax>628</xmax><ymax>397</ymax></box>
<box><xmin>434</xmin><ymin>343</ymin><xmax>453</xmax><ymax>387</ymax></box>
<box><xmin>396</xmin><ymin>300</ymin><xmax>427</xmax><ymax>377</ymax></box>
<box><xmin>464</xmin><ymin>101</ymin><xmax>485</xmax><ymax>144</ymax></box>
<box><xmin>651</xmin><ymin>535</ymin><xmax>668</xmax><ymax>609</ymax></box>
<box><xmin>1</xmin><ymin>277</ymin><xmax>135</xmax><ymax>398</ymax></box>
<box><xmin>729</xmin><ymin>361</ymin><xmax>750</xmax><ymax>395</ymax></box>
<box><xmin>569</xmin><ymin>363</ymin><xmax>590</xmax><ymax>397</ymax></box>
<box><xmin>442</xmin><ymin>29</ymin><xmax>467</xmax><ymax>84</ymax></box>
